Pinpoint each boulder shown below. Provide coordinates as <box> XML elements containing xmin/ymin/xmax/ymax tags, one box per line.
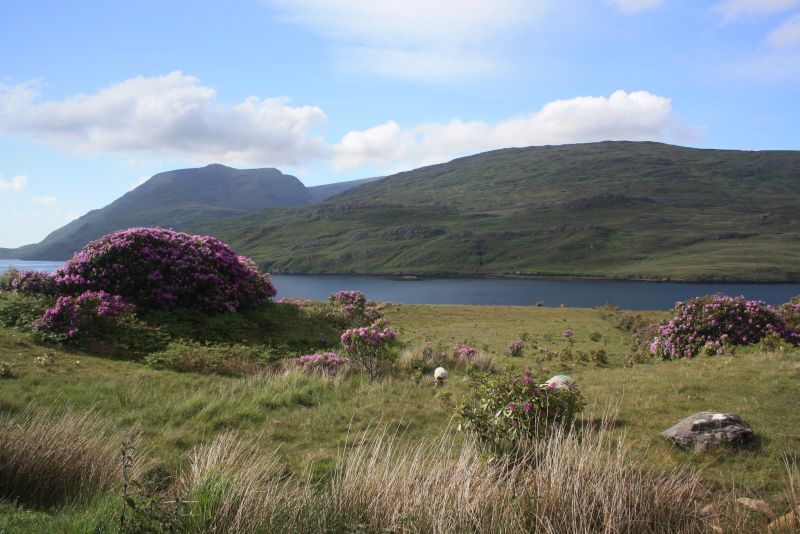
<box><xmin>661</xmin><ymin>412</ymin><xmax>753</xmax><ymax>453</ymax></box>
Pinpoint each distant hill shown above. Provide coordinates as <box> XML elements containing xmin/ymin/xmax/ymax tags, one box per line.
<box><xmin>1</xmin><ymin>165</ymin><xmax>376</xmax><ymax>261</ymax></box>
<box><xmin>196</xmin><ymin>141</ymin><xmax>800</xmax><ymax>281</ymax></box>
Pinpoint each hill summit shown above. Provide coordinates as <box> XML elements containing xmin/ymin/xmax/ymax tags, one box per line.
<box><xmin>1</xmin><ymin>165</ymin><xmax>374</xmax><ymax>261</ymax></box>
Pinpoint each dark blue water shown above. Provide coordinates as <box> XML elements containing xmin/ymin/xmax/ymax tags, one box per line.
<box><xmin>2</xmin><ymin>260</ymin><xmax>797</xmax><ymax>310</ymax></box>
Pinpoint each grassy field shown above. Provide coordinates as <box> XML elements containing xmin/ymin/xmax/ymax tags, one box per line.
<box><xmin>1</xmin><ymin>299</ymin><xmax>799</xmax><ymax>531</ymax></box>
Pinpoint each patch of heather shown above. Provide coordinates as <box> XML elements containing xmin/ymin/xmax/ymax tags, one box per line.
<box><xmin>331</xmin><ymin>290</ymin><xmax>384</xmax><ymax>326</ymax></box>
<box><xmin>0</xmin><ymin>268</ymin><xmax>57</xmax><ymax>295</ymax></box>
<box><xmin>454</xmin><ymin>344</ymin><xmax>478</xmax><ymax>359</ymax></box>
<box><xmin>53</xmin><ymin>227</ymin><xmax>276</xmax><ymax>313</ymax></box>
<box><xmin>296</xmin><ymin>351</ymin><xmax>349</xmax><ymax>375</ymax></box>
<box><xmin>649</xmin><ymin>294</ymin><xmax>800</xmax><ymax>359</ymax></box>
<box><xmin>34</xmin><ymin>290</ymin><xmax>131</xmax><ymax>338</ymax></box>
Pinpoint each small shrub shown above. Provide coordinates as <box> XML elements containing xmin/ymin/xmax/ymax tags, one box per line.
<box><xmin>400</xmin><ymin>341</ymin><xmax>500</xmax><ymax>375</ymax></box>
<box><xmin>454</xmin><ymin>343</ymin><xmax>478</xmax><ymax>359</ymax></box>
<box><xmin>330</xmin><ymin>290</ymin><xmax>384</xmax><ymax>326</ymax></box>
<box><xmin>0</xmin><ymin>291</ymin><xmax>51</xmax><ymax>329</ymax></box>
<box><xmin>33</xmin><ymin>290</ymin><xmax>130</xmax><ymax>339</ymax></box>
<box><xmin>591</xmin><ymin>348</ymin><xmax>609</xmax><ymax>366</ymax></box>
<box><xmin>33</xmin><ymin>352</ymin><xmax>55</xmax><ymax>367</ymax></box>
<box><xmin>53</xmin><ymin>227</ymin><xmax>276</xmax><ymax>314</ymax></box>
<box><xmin>296</xmin><ymin>352</ymin><xmax>349</xmax><ymax>375</ymax></box>
<box><xmin>590</xmin><ymin>331</ymin><xmax>603</xmax><ymax>342</ymax></box>
<box><xmin>649</xmin><ymin>295</ymin><xmax>799</xmax><ymax>359</ymax></box>
<box><xmin>458</xmin><ymin>369</ymin><xmax>585</xmax><ymax>454</ymax></box>
<box><xmin>506</xmin><ymin>339</ymin><xmax>525</xmax><ymax>357</ymax></box>
<box><xmin>145</xmin><ymin>340</ymin><xmax>271</xmax><ymax>375</ymax></box>
<box><xmin>0</xmin><ymin>268</ymin><xmax>57</xmax><ymax>295</ymax></box>
<box><xmin>0</xmin><ymin>361</ymin><xmax>14</xmax><ymax>378</ymax></box>
<box><xmin>340</xmin><ymin>323</ymin><xmax>397</xmax><ymax>379</ymax></box>
<box><xmin>562</xmin><ymin>328</ymin><xmax>575</xmax><ymax>344</ymax></box>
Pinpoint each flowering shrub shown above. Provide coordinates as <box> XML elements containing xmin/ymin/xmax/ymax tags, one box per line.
<box><xmin>458</xmin><ymin>369</ymin><xmax>585</xmax><ymax>455</ymax></box>
<box><xmin>53</xmin><ymin>227</ymin><xmax>276</xmax><ymax>313</ymax></box>
<box><xmin>562</xmin><ymin>329</ymin><xmax>575</xmax><ymax>344</ymax></box>
<box><xmin>0</xmin><ymin>268</ymin><xmax>57</xmax><ymax>295</ymax></box>
<box><xmin>0</xmin><ymin>361</ymin><xmax>13</xmax><ymax>378</ymax></box>
<box><xmin>454</xmin><ymin>344</ymin><xmax>479</xmax><ymax>359</ymax></box>
<box><xmin>400</xmin><ymin>341</ymin><xmax>500</xmax><ymax>375</ymax></box>
<box><xmin>506</xmin><ymin>340</ymin><xmax>525</xmax><ymax>357</ymax></box>
<box><xmin>341</xmin><ymin>323</ymin><xmax>397</xmax><ymax>378</ymax></box>
<box><xmin>779</xmin><ymin>301</ymin><xmax>800</xmax><ymax>335</ymax></box>
<box><xmin>33</xmin><ymin>290</ymin><xmax>130</xmax><ymax>339</ymax></box>
<box><xmin>648</xmin><ymin>295</ymin><xmax>800</xmax><ymax>359</ymax></box>
<box><xmin>330</xmin><ymin>290</ymin><xmax>384</xmax><ymax>326</ymax></box>
<box><xmin>296</xmin><ymin>352</ymin><xmax>349</xmax><ymax>375</ymax></box>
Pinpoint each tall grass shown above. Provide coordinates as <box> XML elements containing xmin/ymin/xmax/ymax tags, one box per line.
<box><xmin>172</xmin><ymin>413</ymin><xmax>723</xmax><ymax>533</ymax></box>
<box><xmin>0</xmin><ymin>406</ymin><xmax>120</xmax><ymax>507</ymax></box>
<box><xmin>328</xmin><ymin>417</ymin><xmax>713</xmax><ymax>533</ymax></box>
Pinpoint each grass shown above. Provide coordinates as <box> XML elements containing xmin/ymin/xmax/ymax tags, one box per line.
<box><xmin>1</xmin><ymin>297</ymin><xmax>799</xmax><ymax>531</ymax></box>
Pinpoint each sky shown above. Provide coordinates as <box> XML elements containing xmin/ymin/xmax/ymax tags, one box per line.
<box><xmin>1</xmin><ymin>0</ymin><xmax>799</xmax><ymax>247</ymax></box>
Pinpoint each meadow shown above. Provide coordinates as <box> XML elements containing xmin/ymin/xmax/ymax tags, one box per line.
<box><xmin>1</xmin><ymin>296</ymin><xmax>799</xmax><ymax>532</ymax></box>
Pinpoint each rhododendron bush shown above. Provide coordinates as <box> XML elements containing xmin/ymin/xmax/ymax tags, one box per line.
<box><xmin>296</xmin><ymin>352</ymin><xmax>349</xmax><ymax>375</ymax></box>
<box><xmin>649</xmin><ymin>295</ymin><xmax>800</xmax><ymax>359</ymax></box>
<box><xmin>341</xmin><ymin>323</ymin><xmax>397</xmax><ymax>378</ymax></box>
<box><xmin>53</xmin><ymin>227</ymin><xmax>276</xmax><ymax>313</ymax></box>
<box><xmin>458</xmin><ymin>369</ymin><xmax>585</xmax><ymax>454</ymax></box>
<box><xmin>330</xmin><ymin>290</ymin><xmax>384</xmax><ymax>326</ymax></box>
<box><xmin>34</xmin><ymin>290</ymin><xmax>130</xmax><ymax>338</ymax></box>
<box><xmin>0</xmin><ymin>268</ymin><xmax>57</xmax><ymax>295</ymax></box>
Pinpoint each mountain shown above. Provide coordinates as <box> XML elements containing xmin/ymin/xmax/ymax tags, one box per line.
<box><xmin>195</xmin><ymin>141</ymin><xmax>800</xmax><ymax>281</ymax></box>
<box><xmin>1</xmin><ymin>165</ymin><xmax>376</xmax><ymax>261</ymax></box>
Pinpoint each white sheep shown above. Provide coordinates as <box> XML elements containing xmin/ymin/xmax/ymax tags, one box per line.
<box><xmin>434</xmin><ymin>366</ymin><xmax>448</xmax><ymax>385</ymax></box>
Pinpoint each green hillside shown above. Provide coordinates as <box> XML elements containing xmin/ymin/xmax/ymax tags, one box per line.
<box><xmin>197</xmin><ymin>141</ymin><xmax>800</xmax><ymax>281</ymax></box>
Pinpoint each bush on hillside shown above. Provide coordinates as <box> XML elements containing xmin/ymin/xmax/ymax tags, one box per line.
<box><xmin>330</xmin><ymin>290</ymin><xmax>384</xmax><ymax>326</ymax></box>
<box><xmin>648</xmin><ymin>295</ymin><xmax>800</xmax><ymax>359</ymax></box>
<box><xmin>296</xmin><ymin>351</ymin><xmax>349</xmax><ymax>375</ymax></box>
<box><xmin>0</xmin><ymin>268</ymin><xmax>57</xmax><ymax>295</ymax></box>
<box><xmin>33</xmin><ymin>290</ymin><xmax>131</xmax><ymax>339</ymax></box>
<box><xmin>340</xmin><ymin>323</ymin><xmax>397</xmax><ymax>379</ymax></box>
<box><xmin>53</xmin><ymin>227</ymin><xmax>276</xmax><ymax>314</ymax></box>
<box><xmin>145</xmin><ymin>340</ymin><xmax>272</xmax><ymax>375</ymax></box>
<box><xmin>458</xmin><ymin>369</ymin><xmax>585</xmax><ymax>454</ymax></box>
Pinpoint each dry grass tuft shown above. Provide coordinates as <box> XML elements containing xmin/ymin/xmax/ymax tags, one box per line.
<box><xmin>0</xmin><ymin>405</ymin><xmax>120</xmax><ymax>507</ymax></box>
<box><xmin>330</xmin><ymin>414</ymin><xmax>714</xmax><ymax>533</ymax></box>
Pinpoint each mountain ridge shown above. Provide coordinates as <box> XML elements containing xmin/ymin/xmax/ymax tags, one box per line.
<box><xmin>1</xmin><ymin>165</ymin><xmax>378</xmax><ymax>261</ymax></box>
<box><xmin>191</xmin><ymin>141</ymin><xmax>800</xmax><ymax>281</ymax></box>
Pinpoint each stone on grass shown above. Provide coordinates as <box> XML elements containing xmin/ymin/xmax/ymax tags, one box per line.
<box><xmin>660</xmin><ymin>412</ymin><xmax>753</xmax><ymax>453</ymax></box>
<box><xmin>545</xmin><ymin>375</ymin><xmax>574</xmax><ymax>390</ymax></box>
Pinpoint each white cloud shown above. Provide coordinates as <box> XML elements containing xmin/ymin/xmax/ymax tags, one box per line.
<box><xmin>0</xmin><ymin>72</ymin><xmax>327</xmax><ymax>166</ymax></box>
<box><xmin>606</xmin><ymin>0</ymin><xmax>665</xmax><ymax>14</ymax></box>
<box><xmin>333</xmin><ymin>90</ymin><xmax>704</xmax><ymax>171</ymax></box>
<box><xmin>31</xmin><ymin>195</ymin><xmax>57</xmax><ymax>205</ymax></box>
<box><xmin>714</xmin><ymin>0</ymin><xmax>800</xmax><ymax>21</ymax></box>
<box><xmin>769</xmin><ymin>13</ymin><xmax>800</xmax><ymax>47</ymax></box>
<box><xmin>269</xmin><ymin>0</ymin><xmax>548</xmax><ymax>81</ymax></box>
<box><xmin>0</xmin><ymin>174</ymin><xmax>27</xmax><ymax>192</ymax></box>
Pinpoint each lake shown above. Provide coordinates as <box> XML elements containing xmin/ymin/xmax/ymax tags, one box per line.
<box><xmin>1</xmin><ymin>259</ymin><xmax>798</xmax><ymax>310</ymax></box>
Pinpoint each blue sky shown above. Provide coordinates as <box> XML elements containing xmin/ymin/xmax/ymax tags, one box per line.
<box><xmin>1</xmin><ymin>0</ymin><xmax>799</xmax><ymax>247</ymax></box>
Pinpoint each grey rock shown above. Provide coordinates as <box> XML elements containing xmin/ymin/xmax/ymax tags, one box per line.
<box><xmin>661</xmin><ymin>412</ymin><xmax>753</xmax><ymax>453</ymax></box>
